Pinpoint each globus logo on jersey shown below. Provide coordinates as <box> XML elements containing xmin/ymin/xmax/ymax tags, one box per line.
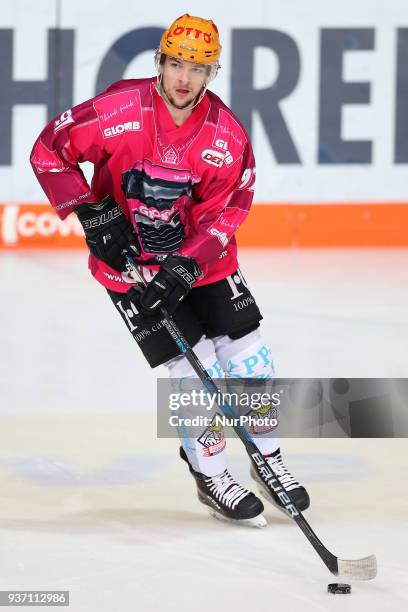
<box><xmin>214</xmin><ymin>139</ymin><xmax>234</xmax><ymax>166</ymax></box>
<box><xmin>104</xmin><ymin>121</ymin><xmax>141</xmax><ymax>138</ymax></box>
<box><xmin>209</xmin><ymin>227</ymin><xmax>228</xmax><ymax>246</ymax></box>
<box><xmin>0</xmin><ymin>203</ymin><xmax>84</xmax><ymax>248</ymax></box>
<box><xmin>201</xmin><ymin>148</ymin><xmax>225</xmax><ymax>168</ymax></box>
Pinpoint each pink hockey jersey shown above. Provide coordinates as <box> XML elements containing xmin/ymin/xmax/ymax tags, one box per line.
<box><xmin>30</xmin><ymin>77</ymin><xmax>256</xmax><ymax>293</ymax></box>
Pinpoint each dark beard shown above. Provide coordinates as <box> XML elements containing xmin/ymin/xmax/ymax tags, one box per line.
<box><xmin>163</xmin><ymin>87</ymin><xmax>196</xmax><ymax>110</ymax></box>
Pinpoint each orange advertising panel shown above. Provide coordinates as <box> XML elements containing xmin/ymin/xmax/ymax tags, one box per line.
<box><xmin>236</xmin><ymin>203</ymin><xmax>408</xmax><ymax>247</ymax></box>
<box><xmin>0</xmin><ymin>203</ymin><xmax>85</xmax><ymax>248</ymax></box>
<box><xmin>1</xmin><ymin>202</ymin><xmax>408</xmax><ymax>248</ymax></box>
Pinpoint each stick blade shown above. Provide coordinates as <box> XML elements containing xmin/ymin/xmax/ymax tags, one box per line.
<box><xmin>337</xmin><ymin>555</ymin><xmax>377</xmax><ymax>580</ymax></box>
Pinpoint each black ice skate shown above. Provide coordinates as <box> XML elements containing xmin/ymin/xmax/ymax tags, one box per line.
<box><xmin>180</xmin><ymin>446</ymin><xmax>266</xmax><ymax>528</ymax></box>
<box><xmin>250</xmin><ymin>448</ymin><xmax>310</xmax><ymax>513</ymax></box>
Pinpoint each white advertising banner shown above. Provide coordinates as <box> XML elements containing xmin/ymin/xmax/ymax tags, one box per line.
<box><xmin>0</xmin><ymin>0</ymin><xmax>407</xmax><ymax>203</ymax></box>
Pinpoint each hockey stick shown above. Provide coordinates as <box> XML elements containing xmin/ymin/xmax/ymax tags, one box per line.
<box><xmin>124</xmin><ymin>253</ymin><xmax>377</xmax><ymax>580</ymax></box>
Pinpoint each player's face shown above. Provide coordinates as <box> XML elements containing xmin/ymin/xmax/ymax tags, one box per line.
<box><xmin>161</xmin><ymin>57</ymin><xmax>208</xmax><ymax>109</ymax></box>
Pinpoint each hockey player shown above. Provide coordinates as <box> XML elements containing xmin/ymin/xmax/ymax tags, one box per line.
<box><xmin>30</xmin><ymin>14</ymin><xmax>310</xmax><ymax>527</ymax></box>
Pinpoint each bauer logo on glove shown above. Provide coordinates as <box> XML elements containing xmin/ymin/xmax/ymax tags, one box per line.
<box><xmin>75</xmin><ymin>195</ymin><xmax>140</xmax><ymax>271</ymax></box>
<box><xmin>138</xmin><ymin>255</ymin><xmax>202</xmax><ymax>315</ymax></box>
<box><xmin>171</xmin><ymin>264</ymin><xmax>196</xmax><ymax>288</ymax></box>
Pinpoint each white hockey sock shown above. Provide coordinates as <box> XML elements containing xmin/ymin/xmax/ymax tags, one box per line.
<box><xmin>214</xmin><ymin>330</ymin><xmax>280</xmax><ymax>456</ymax></box>
<box><xmin>165</xmin><ymin>336</ymin><xmax>229</xmax><ymax>477</ymax></box>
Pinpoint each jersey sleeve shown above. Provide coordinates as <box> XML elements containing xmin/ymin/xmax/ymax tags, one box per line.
<box><xmin>178</xmin><ymin>140</ymin><xmax>256</xmax><ymax>267</ymax></box>
<box><xmin>30</xmin><ymin>98</ymin><xmax>107</xmax><ymax>219</ymax></box>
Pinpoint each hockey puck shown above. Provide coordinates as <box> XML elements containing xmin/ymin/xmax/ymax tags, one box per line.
<box><xmin>327</xmin><ymin>583</ymin><xmax>351</xmax><ymax>594</ymax></box>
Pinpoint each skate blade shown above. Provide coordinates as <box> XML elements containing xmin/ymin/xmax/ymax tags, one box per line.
<box><xmin>207</xmin><ymin>507</ymin><xmax>267</xmax><ymax>528</ymax></box>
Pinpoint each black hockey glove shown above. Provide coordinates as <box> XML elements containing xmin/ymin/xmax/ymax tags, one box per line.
<box><xmin>139</xmin><ymin>255</ymin><xmax>202</xmax><ymax>315</ymax></box>
<box><xmin>75</xmin><ymin>195</ymin><xmax>139</xmax><ymax>271</ymax></box>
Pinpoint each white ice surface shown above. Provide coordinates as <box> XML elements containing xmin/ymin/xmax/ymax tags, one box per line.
<box><xmin>1</xmin><ymin>248</ymin><xmax>408</xmax><ymax>611</ymax></box>
<box><xmin>2</xmin><ymin>248</ymin><xmax>408</xmax><ymax>415</ymax></box>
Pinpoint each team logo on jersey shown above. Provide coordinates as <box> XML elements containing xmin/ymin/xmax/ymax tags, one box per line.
<box><xmin>54</xmin><ymin>109</ymin><xmax>74</xmax><ymax>132</ymax></box>
<box><xmin>201</xmin><ymin>148</ymin><xmax>225</xmax><ymax>168</ymax></box>
<box><xmin>163</xmin><ymin>145</ymin><xmax>179</xmax><ymax>164</ymax></box>
<box><xmin>197</xmin><ymin>414</ymin><xmax>226</xmax><ymax>457</ymax></box>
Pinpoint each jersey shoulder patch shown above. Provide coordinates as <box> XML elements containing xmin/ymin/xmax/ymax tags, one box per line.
<box><xmin>211</xmin><ymin>108</ymin><xmax>247</xmax><ymax>167</ymax></box>
<box><xmin>206</xmin><ymin>93</ymin><xmax>248</xmax><ymax>168</ymax></box>
<box><xmin>93</xmin><ymin>86</ymin><xmax>145</xmax><ymax>139</ymax></box>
